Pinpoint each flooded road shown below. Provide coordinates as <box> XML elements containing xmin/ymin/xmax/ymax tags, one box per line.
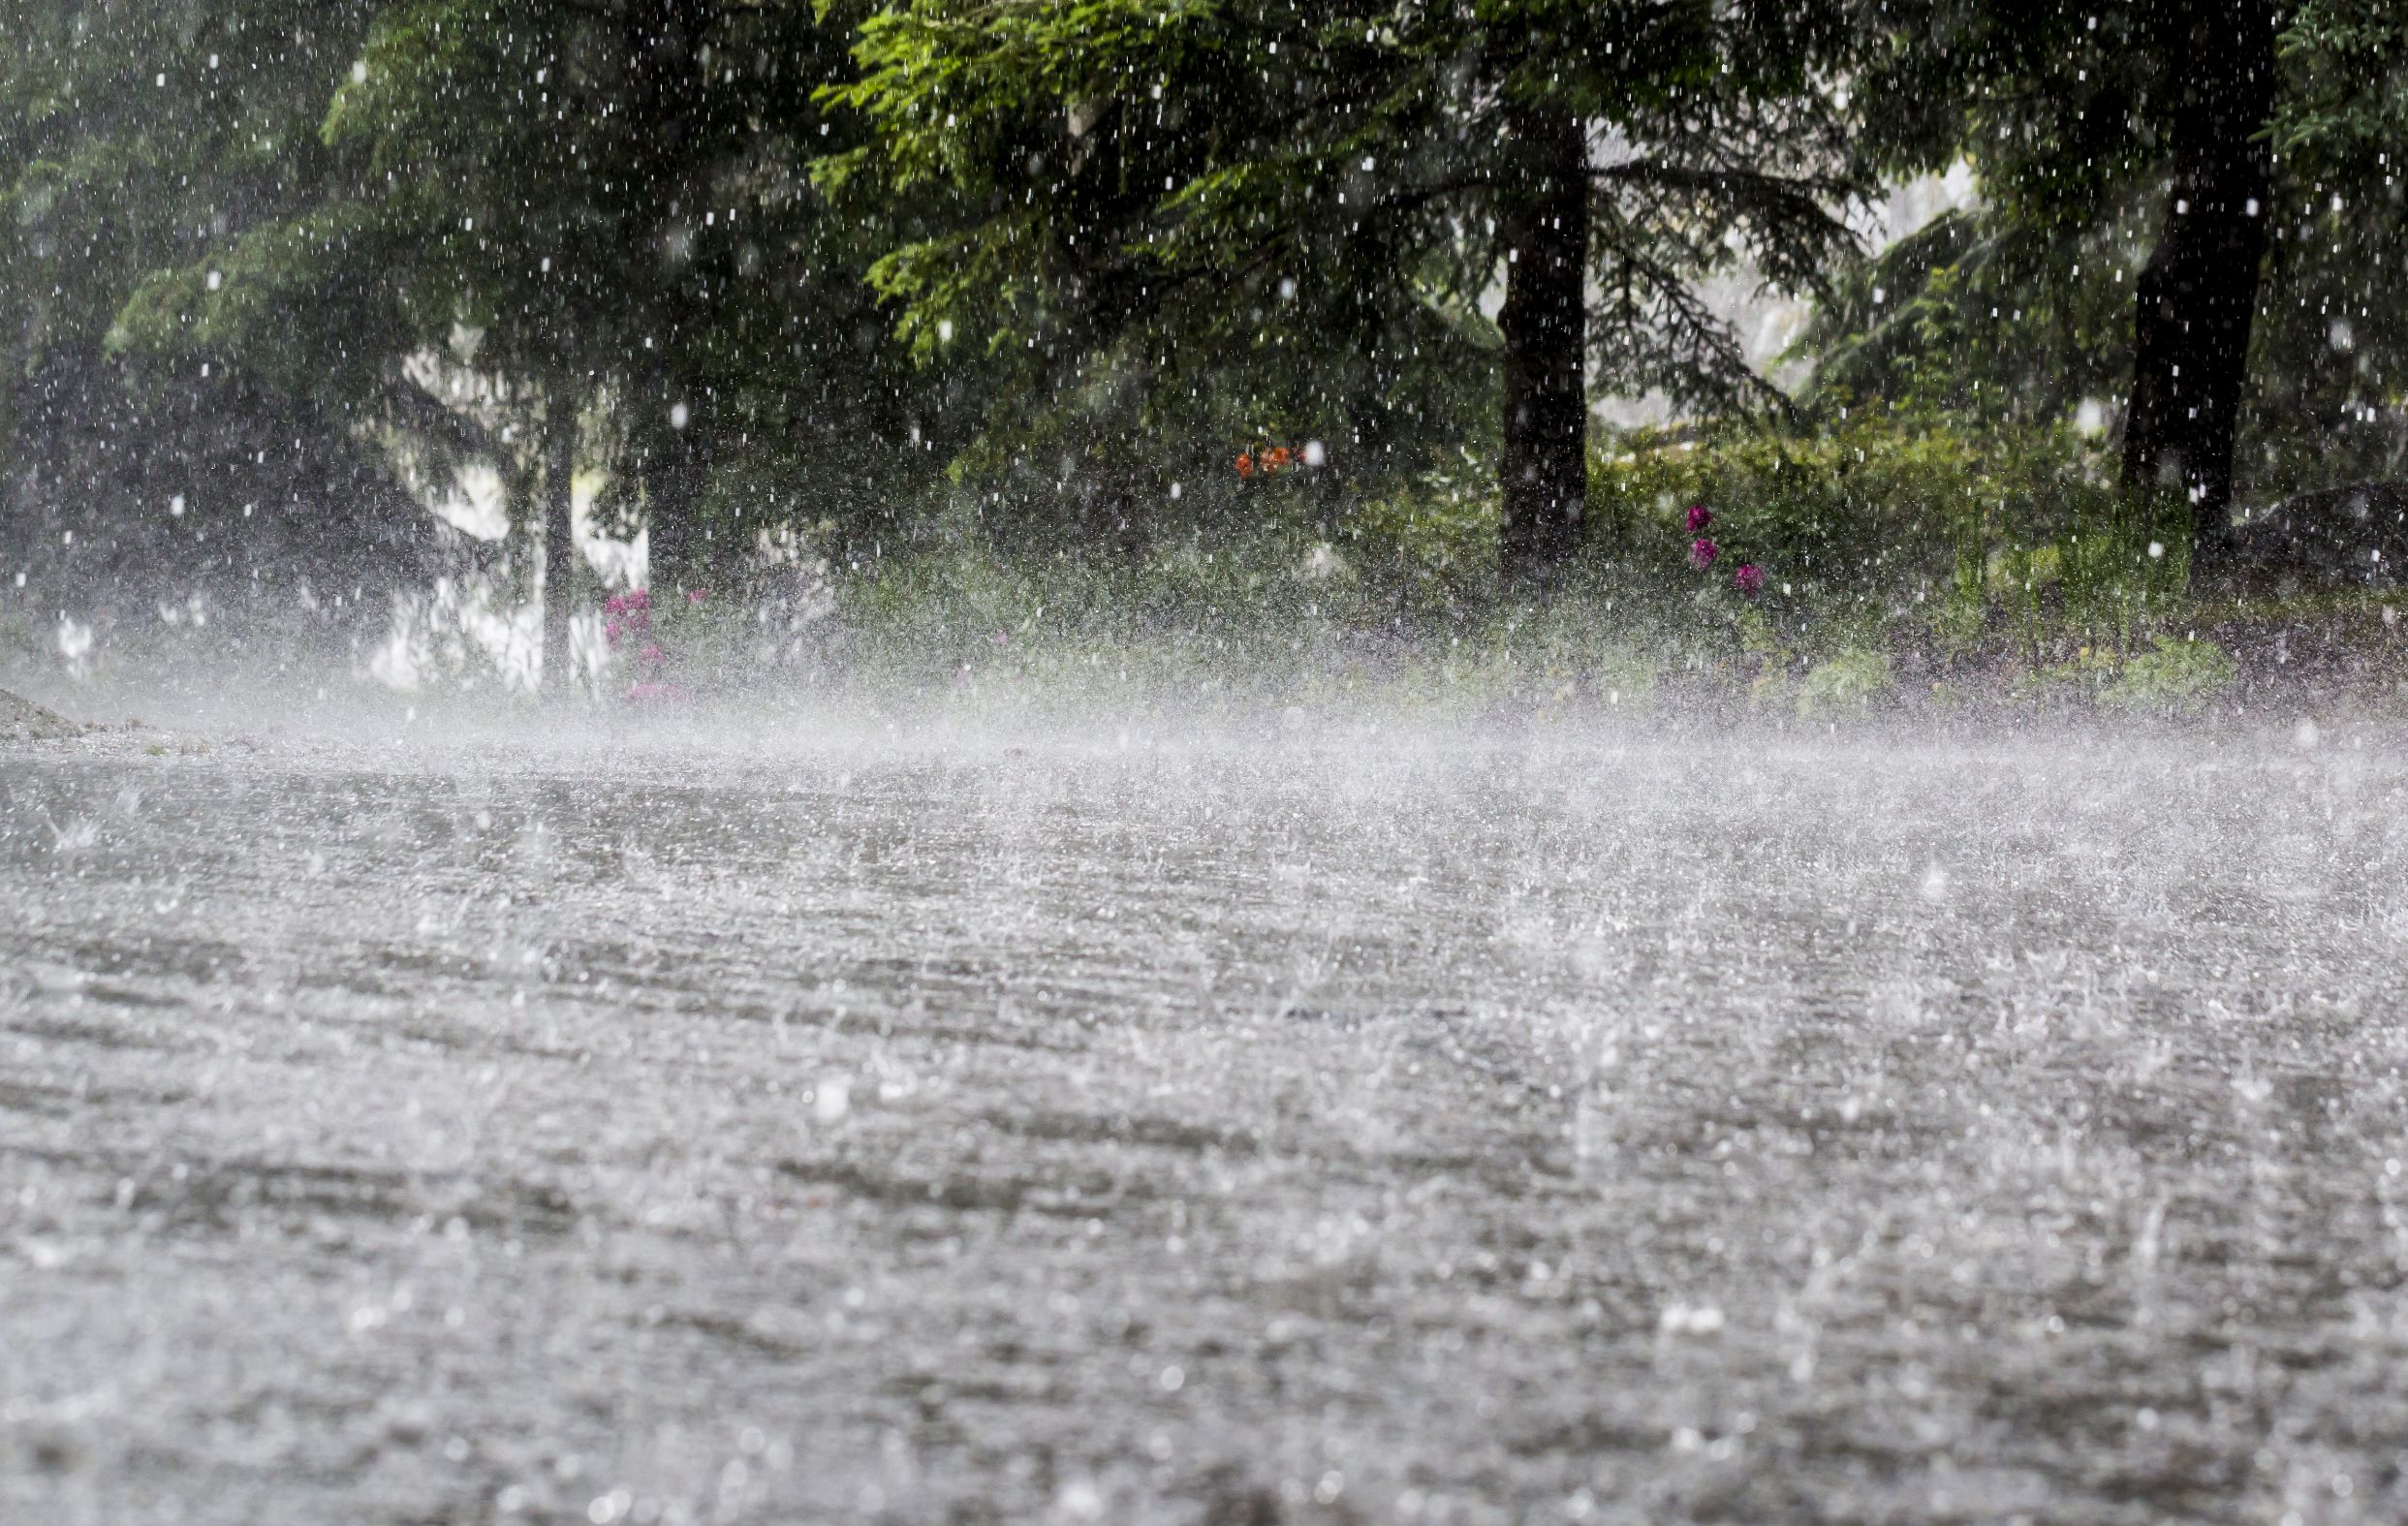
<box><xmin>6</xmin><ymin>718</ymin><xmax>2408</xmax><ymax>1524</ymax></box>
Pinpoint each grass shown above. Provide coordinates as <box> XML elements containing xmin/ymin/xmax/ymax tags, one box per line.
<box><xmin>782</xmin><ymin>420</ymin><xmax>2407</xmax><ymax>722</ymax></box>
<box><xmin>8</xmin><ymin>419</ymin><xmax>2406</xmax><ymax>723</ymax></box>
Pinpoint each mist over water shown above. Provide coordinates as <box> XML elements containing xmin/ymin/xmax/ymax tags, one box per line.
<box><xmin>7</xmin><ymin>689</ymin><xmax>2407</xmax><ymax>1524</ymax></box>
<box><xmin>7</xmin><ymin>0</ymin><xmax>2403</xmax><ymax>1513</ymax></box>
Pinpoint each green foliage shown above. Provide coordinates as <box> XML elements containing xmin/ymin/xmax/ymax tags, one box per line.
<box><xmin>2279</xmin><ymin>0</ymin><xmax>2408</xmax><ymax>152</ymax></box>
<box><xmin>0</xmin><ymin>2</ymin><xmax>436</xmax><ymax>612</ymax></box>
<box><xmin>1797</xmin><ymin>647</ymin><xmax>1893</xmax><ymax>718</ymax></box>
<box><xmin>787</xmin><ymin>413</ymin><xmax>2350</xmax><ymax>721</ymax></box>
<box><xmin>2098</xmin><ymin>635</ymin><xmax>2239</xmax><ymax>714</ymax></box>
<box><xmin>6</xmin><ymin>0</ymin><xmax>2404</xmax><ymax>661</ymax></box>
<box><xmin>70</xmin><ymin>0</ymin><xmax>977</xmax><ymax>597</ymax></box>
<box><xmin>1588</xmin><ymin>418</ymin><xmax>2107</xmax><ymax>612</ymax></box>
<box><xmin>1797</xmin><ymin>205</ymin><xmax>2145</xmax><ymax>429</ymax></box>
<box><xmin>0</xmin><ymin>2</ymin><xmax>365</xmax><ymax>372</ymax></box>
<box><xmin>1801</xmin><ymin>0</ymin><xmax>2408</xmax><ymax>505</ymax></box>
<box><xmin>1343</xmin><ymin>471</ymin><xmax>1501</xmax><ymax>619</ymax></box>
<box><xmin>828</xmin><ymin>0</ymin><xmax>1872</xmax><ymax>523</ymax></box>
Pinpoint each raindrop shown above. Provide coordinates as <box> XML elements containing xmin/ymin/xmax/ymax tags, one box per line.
<box><xmin>812</xmin><ymin>1074</ymin><xmax>852</xmax><ymax>1124</ymax></box>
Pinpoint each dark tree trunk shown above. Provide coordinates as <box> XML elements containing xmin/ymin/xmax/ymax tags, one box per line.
<box><xmin>641</xmin><ymin>413</ymin><xmax>711</xmax><ymax>595</ymax></box>
<box><xmin>542</xmin><ymin>394</ymin><xmax>578</xmax><ymax>701</ymax></box>
<box><xmin>2122</xmin><ymin>0</ymin><xmax>2277</xmax><ymax>571</ymax></box>
<box><xmin>620</xmin><ymin>0</ymin><xmax>713</xmax><ymax>598</ymax></box>
<box><xmin>623</xmin><ymin>0</ymin><xmax>706</xmax><ymax>191</ymax></box>
<box><xmin>1497</xmin><ymin>103</ymin><xmax>1589</xmax><ymax>588</ymax></box>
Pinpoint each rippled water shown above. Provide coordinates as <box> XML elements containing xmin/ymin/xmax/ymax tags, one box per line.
<box><xmin>6</xmin><ymin>717</ymin><xmax>2408</xmax><ymax>1525</ymax></box>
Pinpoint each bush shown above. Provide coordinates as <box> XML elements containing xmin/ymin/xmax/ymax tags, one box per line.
<box><xmin>2099</xmin><ymin>635</ymin><xmax>2238</xmax><ymax>714</ymax></box>
<box><xmin>1584</xmin><ymin>418</ymin><xmax>2206</xmax><ymax>665</ymax></box>
<box><xmin>1797</xmin><ymin>647</ymin><xmax>1894</xmax><ymax>718</ymax></box>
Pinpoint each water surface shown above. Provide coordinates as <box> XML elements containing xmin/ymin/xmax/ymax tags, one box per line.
<box><xmin>5</xmin><ymin>719</ymin><xmax>2407</xmax><ymax>1524</ymax></box>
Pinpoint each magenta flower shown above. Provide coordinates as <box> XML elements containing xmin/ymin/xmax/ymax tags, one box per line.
<box><xmin>1689</xmin><ymin>538</ymin><xmax>1719</xmax><ymax>570</ymax></box>
<box><xmin>687</xmin><ymin>588</ymin><xmax>707</xmax><ymax>605</ymax></box>
<box><xmin>1734</xmin><ymin>563</ymin><xmax>1766</xmax><ymax>597</ymax></box>
<box><xmin>604</xmin><ymin>619</ymin><xmax>623</xmax><ymax>644</ymax></box>
<box><xmin>1686</xmin><ymin>504</ymin><xmax>1713</xmax><ymax>534</ymax></box>
<box><xmin>639</xmin><ymin>643</ymin><xmax>666</xmax><ymax>664</ymax></box>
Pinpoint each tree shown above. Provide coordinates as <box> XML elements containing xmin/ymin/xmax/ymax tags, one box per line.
<box><xmin>0</xmin><ymin>1</ymin><xmax>429</xmax><ymax>630</ymax></box>
<box><xmin>829</xmin><ymin>0</ymin><xmax>1864</xmax><ymax>586</ymax></box>
<box><xmin>2118</xmin><ymin>0</ymin><xmax>2280</xmax><ymax>567</ymax></box>
<box><xmin>2260</xmin><ymin>0</ymin><xmax>2408</xmax><ymax>491</ymax></box>
<box><xmin>1810</xmin><ymin>0</ymin><xmax>2408</xmax><ymax>566</ymax></box>
<box><xmin>114</xmin><ymin>0</ymin><xmax>963</xmax><ymax>694</ymax></box>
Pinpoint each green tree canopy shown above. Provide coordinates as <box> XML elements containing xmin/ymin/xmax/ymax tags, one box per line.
<box><xmin>1801</xmin><ymin>0</ymin><xmax>2408</xmax><ymax>547</ymax></box>
<box><xmin>829</xmin><ymin>0</ymin><xmax>1869</xmax><ymax>580</ymax></box>
<box><xmin>0</xmin><ymin>1</ymin><xmax>426</xmax><ymax>615</ymax></box>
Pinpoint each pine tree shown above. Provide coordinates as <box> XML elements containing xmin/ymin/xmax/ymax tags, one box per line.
<box><xmin>0</xmin><ymin>2</ymin><xmax>419</xmax><ymax>624</ymax></box>
<box><xmin>108</xmin><ymin>0</ymin><xmax>960</xmax><ymax>692</ymax></box>
<box><xmin>829</xmin><ymin>0</ymin><xmax>1865</xmax><ymax>585</ymax></box>
<box><xmin>1809</xmin><ymin>0</ymin><xmax>2408</xmax><ymax>564</ymax></box>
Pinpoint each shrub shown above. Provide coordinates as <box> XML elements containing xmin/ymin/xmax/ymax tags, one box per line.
<box><xmin>1797</xmin><ymin>646</ymin><xmax>1894</xmax><ymax>718</ymax></box>
<box><xmin>2099</xmin><ymin>636</ymin><xmax>2238</xmax><ymax>715</ymax></box>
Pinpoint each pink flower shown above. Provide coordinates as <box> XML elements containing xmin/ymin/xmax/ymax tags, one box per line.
<box><xmin>604</xmin><ymin>593</ymin><xmax>628</xmax><ymax>616</ymax></box>
<box><xmin>687</xmin><ymin>588</ymin><xmax>707</xmax><ymax>605</ymax></box>
<box><xmin>639</xmin><ymin>643</ymin><xmax>666</xmax><ymax>664</ymax></box>
<box><xmin>1734</xmin><ymin>563</ymin><xmax>1765</xmax><ymax>597</ymax></box>
<box><xmin>1689</xmin><ymin>538</ymin><xmax>1719</xmax><ymax>570</ymax></box>
<box><xmin>628</xmin><ymin>589</ymin><xmax>651</xmax><ymax>610</ymax></box>
<box><xmin>1686</xmin><ymin>504</ymin><xmax>1712</xmax><ymax>533</ymax></box>
<box><xmin>992</xmin><ymin>630</ymin><xmax>1010</xmax><ymax>647</ymax></box>
<box><xmin>604</xmin><ymin>619</ymin><xmax>623</xmax><ymax>644</ymax></box>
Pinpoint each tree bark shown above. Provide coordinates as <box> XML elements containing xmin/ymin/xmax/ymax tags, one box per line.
<box><xmin>641</xmin><ymin>411</ymin><xmax>711</xmax><ymax>595</ymax></box>
<box><xmin>541</xmin><ymin>393</ymin><xmax>578</xmax><ymax>701</ymax></box>
<box><xmin>619</xmin><ymin>0</ymin><xmax>712</xmax><ymax>597</ymax></box>
<box><xmin>2121</xmin><ymin>0</ymin><xmax>2277</xmax><ymax>571</ymax></box>
<box><xmin>623</xmin><ymin>0</ymin><xmax>707</xmax><ymax>193</ymax></box>
<box><xmin>1497</xmin><ymin>102</ymin><xmax>1590</xmax><ymax>588</ymax></box>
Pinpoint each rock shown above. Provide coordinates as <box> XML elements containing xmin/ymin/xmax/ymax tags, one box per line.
<box><xmin>2233</xmin><ymin>480</ymin><xmax>2408</xmax><ymax>586</ymax></box>
<box><xmin>0</xmin><ymin>688</ymin><xmax>81</xmax><ymax>741</ymax></box>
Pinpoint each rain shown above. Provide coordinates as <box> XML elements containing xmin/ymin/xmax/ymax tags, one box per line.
<box><xmin>5</xmin><ymin>2</ymin><xmax>2408</xmax><ymax>1523</ymax></box>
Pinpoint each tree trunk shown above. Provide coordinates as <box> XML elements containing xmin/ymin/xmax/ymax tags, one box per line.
<box><xmin>2122</xmin><ymin>0</ymin><xmax>2277</xmax><ymax>572</ymax></box>
<box><xmin>1497</xmin><ymin>102</ymin><xmax>1589</xmax><ymax>588</ymax></box>
<box><xmin>542</xmin><ymin>393</ymin><xmax>578</xmax><ymax>701</ymax></box>
<box><xmin>620</xmin><ymin>0</ymin><xmax>711</xmax><ymax>597</ymax></box>
<box><xmin>641</xmin><ymin>413</ymin><xmax>711</xmax><ymax>595</ymax></box>
<box><xmin>623</xmin><ymin>0</ymin><xmax>706</xmax><ymax>192</ymax></box>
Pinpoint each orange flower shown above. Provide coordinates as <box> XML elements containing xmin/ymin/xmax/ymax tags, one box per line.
<box><xmin>1235</xmin><ymin>452</ymin><xmax>1255</xmax><ymax>479</ymax></box>
<box><xmin>1266</xmin><ymin>446</ymin><xmax>1292</xmax><ymax>473</ymax></box>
